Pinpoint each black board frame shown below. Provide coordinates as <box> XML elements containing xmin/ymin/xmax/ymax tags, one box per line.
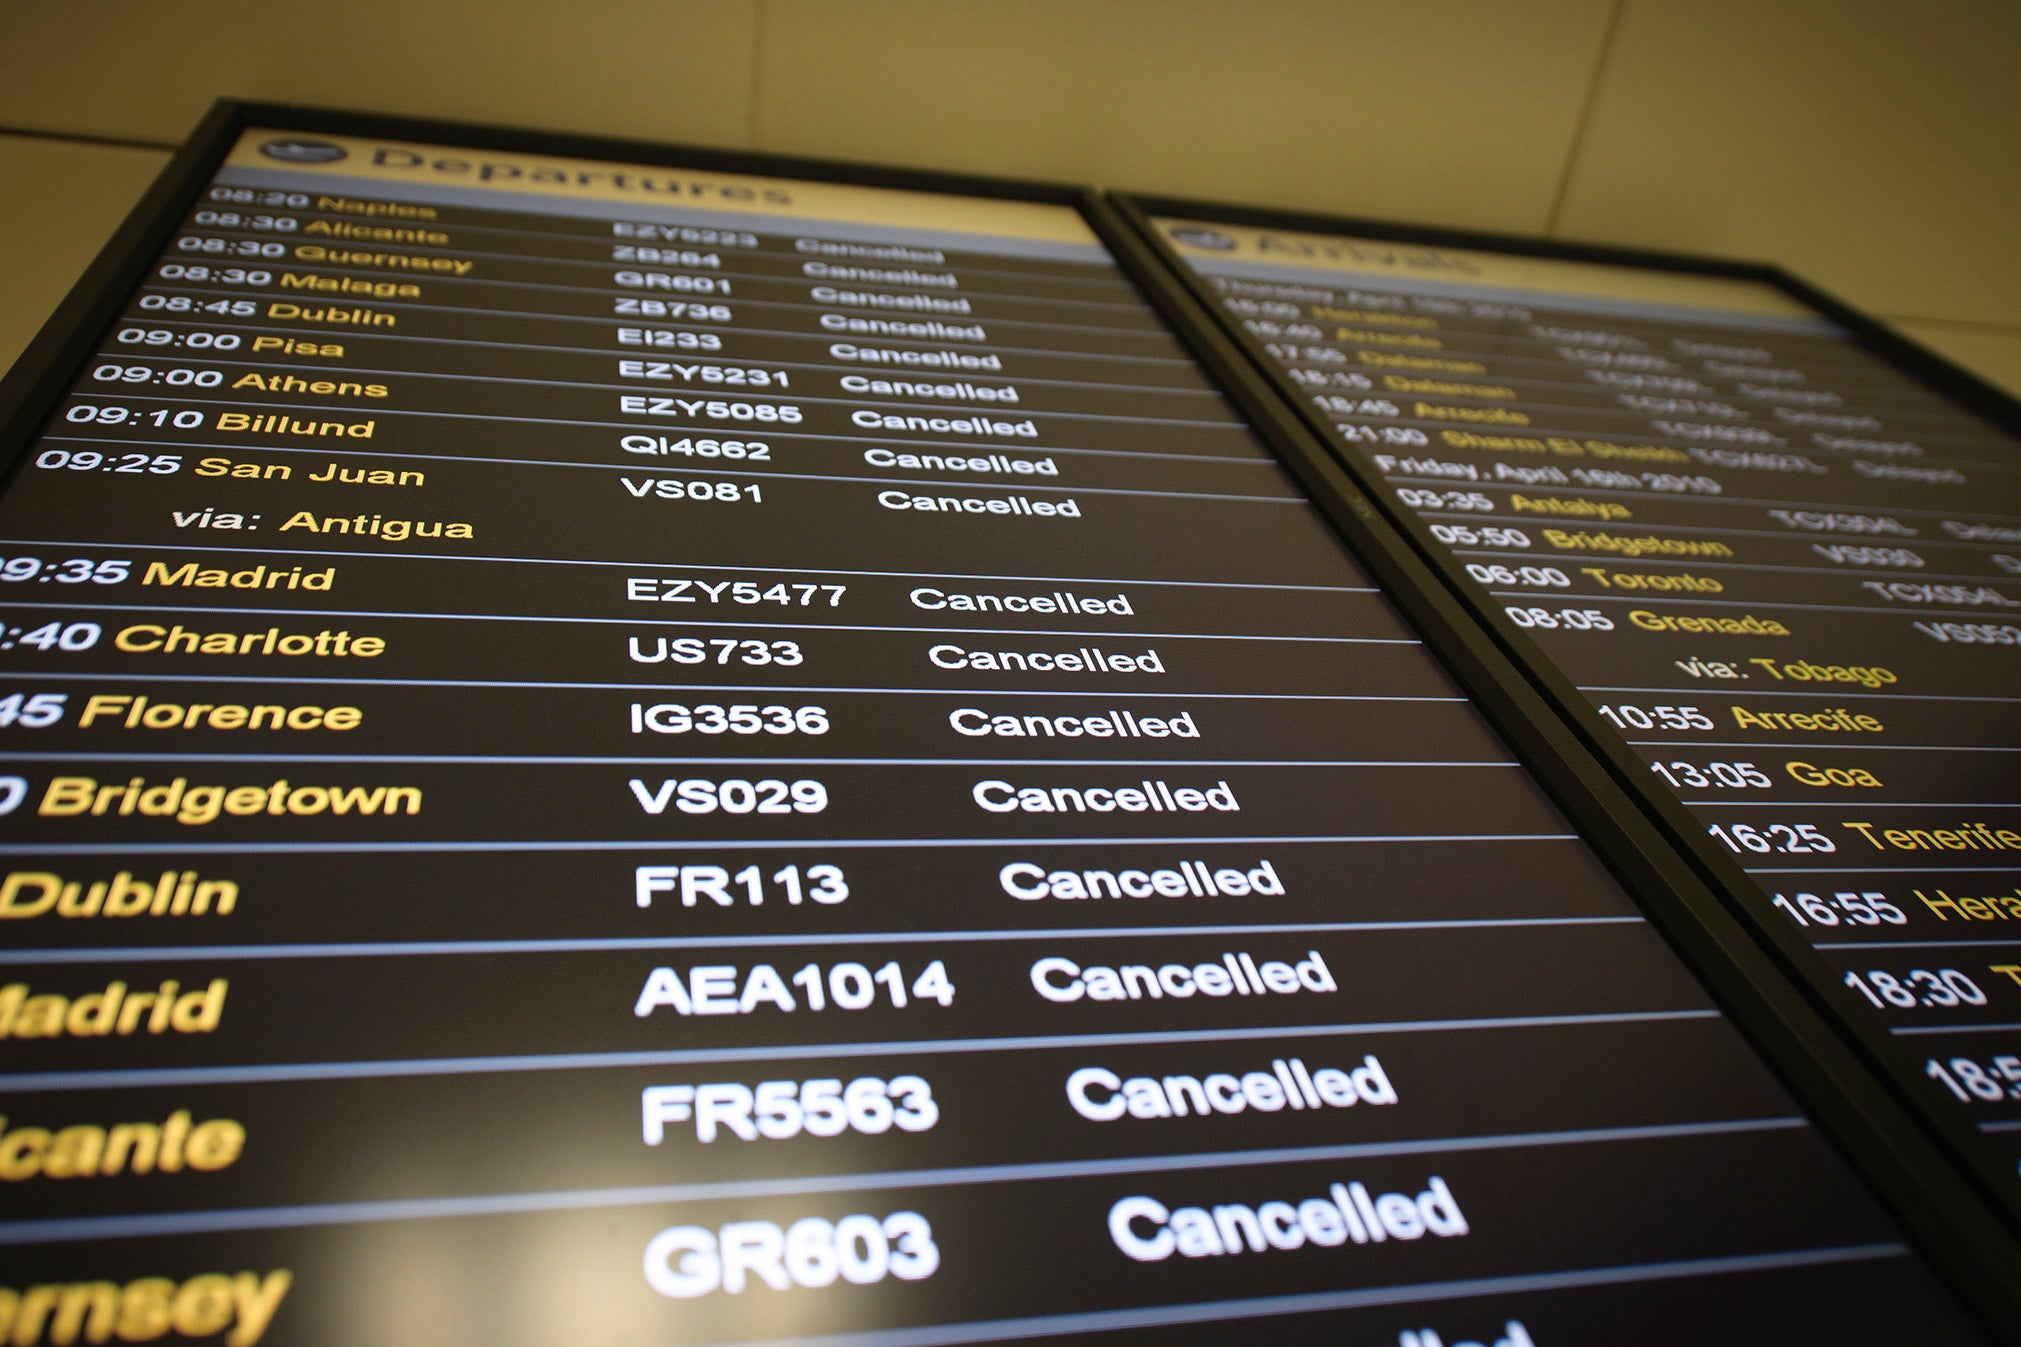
<box><xmin>0</xmin><ymin>99</ymin><xmax>2015</xmax><ymax>1335</ymax></box>
<box><xmin>1109</xmin><ymin>187</ymin><xmax>2021</xmax><ymax>1290</ymax></box>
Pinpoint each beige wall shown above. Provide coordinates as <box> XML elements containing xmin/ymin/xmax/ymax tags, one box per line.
<box><xmin>3</xmin><ymin>0</ymin><xmax>2017</xmax><ymax>394</ymax></box>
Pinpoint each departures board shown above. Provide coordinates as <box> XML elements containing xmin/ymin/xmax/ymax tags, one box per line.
<box><xmin>0</xmin><ymin>105</ymin><xmax>2006</xmax><ymax>1347</ymax></box>
<box><xmin>1127</xmin><ymin>200</ymin><xmax>2021</xmax><ymax>1243</ymax></box>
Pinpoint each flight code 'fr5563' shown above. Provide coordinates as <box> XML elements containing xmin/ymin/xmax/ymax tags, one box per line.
<box><xmin>643</xmin><ymin>1075</ymin><xmax>937</xmax><ymax>1143</ymax></box>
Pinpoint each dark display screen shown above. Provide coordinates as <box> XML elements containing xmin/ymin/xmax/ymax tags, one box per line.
<box><xmin>0</xmin><ymin>125</ymin><xmax>1988</xmax><ymax>1346</ymax></box>
<box><xmin>1154</xmin><ymin>212</ymin><xmax>2021</xmax><ymax>1220</ymax></box>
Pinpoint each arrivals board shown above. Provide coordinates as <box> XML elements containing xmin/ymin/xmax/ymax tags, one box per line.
<box><xmin>0</xmin><ymin>108</ymin><xmax>1998</xmax><ymax>1346</ymax></box>
<box><xmin>1138</xmin><ymin>205</ymin><xmax>2021</xmax><ymax>1230</ymax></box>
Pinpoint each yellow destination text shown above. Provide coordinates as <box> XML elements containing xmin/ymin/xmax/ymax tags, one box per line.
<box><xmin>79</xmin><ymin>694</ymin><xmax>361</xmax><ymax>732</ymax></box>
<box><xmin>38</xmin><ymin>776</ymin><xmax>420</xmax><ymax>824</ymax></box>
<box><xmin>318</xmin><ymin>194</ymin><xmax>436</xmax><ymax>219</ymax></box>
<box><xmin>1843</xmin><ymin>821</ymin><xmax>2021</xmax><ymax>852</ymax></box>
<box><xmin>0</xmin><ymin>1270</ymin><xmax>290</xmax><ymax>1347</ymax></box>
<box><xmin>1542</xmin><ymin>530</ymin><xmax>1733</xmax><ymax>559</ymax></box>
<box><xmin>292</xmin><ymin>244</ymin><xmax>471</xmax><ymax>275</ymax></box>
<box><xmin>215</xmin><ymin>412</ymin><xmax>374</xmax><ymax>438</ymax></box>
<box><xmin>0</xmin><ymin>978</ymin><xmax>225</xmax><ymax>1040</ymax></box>
<box><xmin>2</xmin><ymin>868</ymin><xmax>237</xmax><ymax>920</ymax></box>
<box><xmin>194</xmin><ymin>458</ymin><xmax>421</xmax><ymax>486</ymax></box>
<box><xmin>1579</xmin><ymin>568</ymin><xmax>1723</xmax><ymax>593</ymax></box>
<box><xmin>266</xmin><ymin>302</ymin><xmax>394</xmax><ymax>327</ymax></box>
<box><xmin>1628</xmin><ymin>610</ymin><xmax>1789</xmax><ymax>636</ymax></box>
<box><xmin>1414</xmin><ymin>401</ymin><xmax>1528</xmax><ymax>425</ymax></box>
<box><xmin>1510</xmin><ymin>496</ymin><xmax>1630</xmax><ymax>521</ymax></box>
<box><xmin>278</xmin><ymin>511</ymin><xmax>471</xmax><ymax>540</ymax></box>
<box><xmin>114</xmin><ymin>624</ymin><xmax>383</xmax><ymax>657</ymax></box>
<box><xmin>228</xmin><ymin>374</ymin><xmax>386</xmax><ymax>399</ymax></box>
<box><xmin>1918</xmin><ymin>887</ymin><xmax>2021</xmax><ymax>921</ymax></box>
<box><xmin>1729</xmin><ymin>705</ymin><xmax>1883</xmax><ymax>733</ymax></box>
<box><xmin>279</xmin><ymin>271</ymin><xmax>418</xmax><ymax>299</ymax></box>
<box><xmin>144</xmin><ymin>561</ymin><xmax>333</xmax><ymax>590</ymax></box>
<box><xmin>1337</xmin><ymin>328</ymin><xmax>1442</xmax><ymax>349</ymax></box>
<box><xmin>0</xmin><ymin>1109</ymin><xmax>243</xmax><ymax>1181</ymax></box>
<box><xmin>301</xmin><ymin>220</ymin><xmax>447</xmax><ymax>245</ymax></box>
<box><xmin>1383</xmin><ymin>375</ymin><xmax>1515</xmax><ymax>400</ymax></box>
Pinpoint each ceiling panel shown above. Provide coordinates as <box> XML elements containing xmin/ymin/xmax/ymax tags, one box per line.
<box><xmin>0</xmin><ymin>0</ymin><xmax>757</xmax><ymax>149</ymax></box>
<box><xmin>1556</xmin><ymin>0</ymin><xmax>2021</xmax><ymax>327</ymax></box>
<box><xmin>0</xmin><ymin>134</ymin><xmax>169</xmax><ymax>372</ymax></box>
<box><xmin>751</xmin><ymin>0</ymin><xmax>1617</xmax><ymax>235</ymax></box>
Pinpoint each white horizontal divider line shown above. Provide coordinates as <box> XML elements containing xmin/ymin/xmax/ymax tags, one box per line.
<box><xmin>0</xmin><ymin>672</ymin><xmax>1465</xmax><ymax>701</ymax></box>
<box><xmin>121</xmin><ymin>312</ymin><xmax>1202</xmax><ymax>373</ymax></box>
<box><xmin>0</xmin><ymin>1008</ymin><xmax>1720</xmax><ymax>1093</ymax></box>
<box><xmin>0</xmin><ymin>536</ymin><xmax>1373</xmax><ymax>593</ymax></box>
<box><xmin>0</xmin><ymin>833</ymin><xmax>1584</xmax><ymax>857</ymax></box>
<box><xmin>0</xmin><ymin>601</ymin><xmax>1416</xmax><ymax>645</ymax></box>
<box><xmin>1584</xmin><ymin>686</ymin><xmax>2021</xmax><ymax>705</ymax></box>
<box><xmin>664</xmin><ymin>1243</ymin><xmax>1909</xmax><ymax>1347</ymax></box>
<box><xmin>0</xmin><ymin>914</ymin><xmax>1645</xmax><ymax>965</ymax></box>
<box><xmin>1891</xmin><ymin>1021</ymin><xmax>2021</xmax><ymax>1036</ymax></box>
<box><xmin>0</xmin><ymin>753</ymin><xmax>1518</xmax><ymax>766</ymax></box>
<box><xmin>0</xmin><ymin>1117</ymin><xmax>1801</xmax><ymax>1247</ymax></box>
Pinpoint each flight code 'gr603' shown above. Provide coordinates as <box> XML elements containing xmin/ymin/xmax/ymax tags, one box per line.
<box><xmin>644</xmin><ymin>1212</ymin><xmax>938</xmax><ymax>1298</ymax></box>
<box><xmin>642</xmin><ymin>1075</ymin><xmax>937</xmax><ymax>1142</ymax></box>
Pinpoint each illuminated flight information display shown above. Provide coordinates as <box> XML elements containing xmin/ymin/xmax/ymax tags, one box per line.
<box><xmin>1149</xmin><ymin>211</ymin><xmax>2021</xmax><ymax>1218</ymax></box>
<box><xmin>0</xmin><ymin>118</ymin><xmax>1991</xmax><ymax>1346</ymax></box>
